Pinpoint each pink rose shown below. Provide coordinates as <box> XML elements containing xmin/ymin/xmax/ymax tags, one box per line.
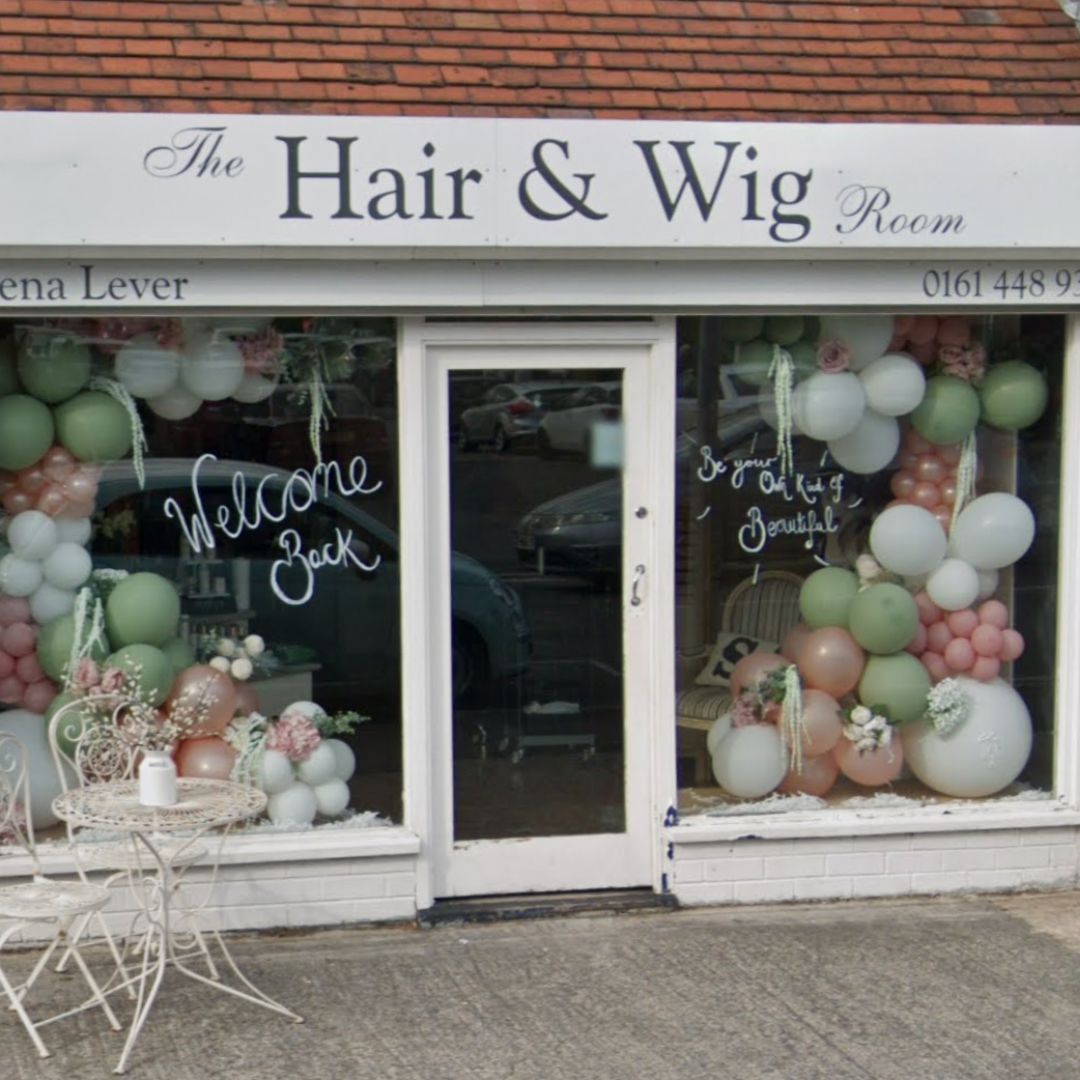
<box><xmin>732</xmin><ymin>692</ymin><xmax>759</xmax><ymax>729</ymax></box>
<box><xmin>72</xmin><ymin>658</ymin><xmax>101</xmax><ymax>692</ymax></box>
<box><xmin>816</xmin><ymin>338</ymin><xmax>851</xmax><ymax>374</ymax></box>
<box><xmin>99</xmin><ymin>667</ymin><xmax>127</xmax><ymax>695</ymax></box>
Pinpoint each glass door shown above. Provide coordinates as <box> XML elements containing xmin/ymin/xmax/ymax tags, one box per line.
<box><xmin>422</xmin><ymin>329</ymin><xmax>665</xmax><ymax>899</ymax></box>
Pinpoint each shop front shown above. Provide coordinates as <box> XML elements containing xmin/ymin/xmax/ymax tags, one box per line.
<box><xmin>1</xmin><ymin>113</ymin><xmax>1079</xmax><ymax>927</ymax></box>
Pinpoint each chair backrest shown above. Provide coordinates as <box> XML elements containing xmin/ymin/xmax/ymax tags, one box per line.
<box><xmin>48</xmin><ymin>694</ymin><xmax>140</xmax><ymax>794</ymax></box>
<box><xmin>0</xmin><ymin>732</ymin><xmax>37</xmax><ymax>865</ymax></box>
<box><xmin>722</xmin><ymin>570</ymin><xmax>804</xmax><ymax>643</ymax></box>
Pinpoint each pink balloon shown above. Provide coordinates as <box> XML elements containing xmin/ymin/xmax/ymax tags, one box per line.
<box><xmin>834</xmin><ymin>738</ymin><xmax>904</xmax><ymax>787</ymax></box>
<box><xmin>1</xmin><ymin>622</ymin><xmax>36</xmax><ymax>659</ymax></box>
<box><xmin>970</xmin><ymin>624</ymin><xmax>1004</xmax><ymax>658</ymax></box>
<box><xmin>908</xmin><ymin>316</ymin><xmax>939</xmax><ymax>345</ymax></box>
<box><xmin>926</xmin><ymin>621</ymin><xmax>954</xmax><ymax>654</ymax></box>
<box><xmin>23</xmin><ymin>679</ymin><xmax>56</xmax><ymax>714</ymax></box>
<box><xmin>35</xmin><ymin>486</ymin><xmax>68</xmax><ymax>516</ymax></box>
<box><xmin>914</xmin><ymin>592</ymin><xmax>942</xmax><ymax>627</ymax></box>
<box><xmin>908</xmin><ymin>340</ymin><xmax>937</xmax><ymax>366</ymax></box>
<box><xmin>899</xmin><ymin>451</ymin><xmax>920</xmax><ymax>471</ymax></box>
<box><xmin>15</xmin><ymin>653</ymin><xmax>43</xmax><ymax>684</ymax></box>
<box><xmin>780</xmin><ymin>622</ymin><xmax>812</xmax><ymax>664</ymax></box>
<box><xmin>58</xmin><ymin>498</ymin><xmax>95</xmax><ymax>520</ymax></box>
<box><xmin>0</xmin><ymin>651</ymin><xmax>13</xmax><ymax>679</ymax></box>
<box><xmin>890</xmin><ymin>471</ymin><xmax>917</xmax><ymax>499</ymax></box>
<box><xmin>730</xmin><ymin>651</ymin><xmax>789</xmax><ymax>700</ymax></box>
<box><xmin>798</xmin><ymin>628</ymin><xmax>865</xmax><ymax>698</ymax></box>
<box><xmin>175</xmin><ymin>736</ymin><xmax>237</xmax><ymax>780</ymax></box>
<box><xmin>17</xmin><ymin>466</ymin><xmax>47</xmax><ymax>494</ymax></box>
<box><xmin>937</xmin><ymin>316</ymin><xmax>971</xmax><ymax>347</ymax></box>
<box><xmin>894</xmin><ymin>315</ymin><xmax>915</xmax><ymax>338</ymax></box>
<box><xmin>931</xmin><ymin>506</ymin><xmax>952</xmax><ymax>533</ymax></box>
<box><xmin>798</xmin><ymin>689</ymin><xmax>843</xmax><ymax>757</ymax></box>
<box><xmin>62</xmin><ymin>471</ymin><xmax>97</xmax><ymax>502</ymax></box>
<box><xmin>977</xmin><ymin>600</ymin><xmax>1009</xmax><ymax>629</ymax></box>
<box><xmin>166</xmin><ymin>665</ymin><xmax>237</xmax><ymax>737</ymax></box>
<box><xmin>938</xmin><ymin>478</ymin><xmax>958</xmax><ymax>506</ymax></box>
<box><xmin>914</xmin><ymin>455</ymin><xmax>946</xmax><ymax>484</ymax></box>
<box><xmin>2</xmin><ymin>488</ymin><xmax>32</xmax><ymax>515</ymax></box>
<box><xmin>778</xmin><ymin>752</ymin><xmax>839</xmax><ymax>798</ymax></box>
<box><xmin>0</xmin><ymin>596</ymin><xmax>31</xmax><ymax>626</ymax></box>
<box><xmin>970</xmin><ymin>656</ymin><xmax>1001</xmax><ymax>682</ymax></box>
<box><xmin>937</xmin><ymin>444</ymin><xmax>962</xmax><ymax>467</ymax></box>
<box><xmin>1000</xmin><ymin>629</ymin><xmax>1025</xmax><ymax>662</ymax></box>
<box><xmin>234</xmin><ymin>680</ymin><xmax>262</xmax><ymax>716</ymax></box>
<box><xmin>42</xmin><ymin>446</ymin><xmax>77</xmax><ymax>482</ymax></box>
<box><xmin>944</xmin><ymin>637</ymin><xmax>976</xmax><ymax>672</ymax></box>
<box><xmin>904</xmin><ymin>429</ymin><xmax>932</xmax><ymax>455</ymax></box>
<box><xmin>912</xmin><ymin>482</ymin><xmax>940</xmax><ymax>510</ymax></box>
<box><xmin>920</xmin><ymin>651</ymin><xmax>950</xmax><ymax>683</ymax></box>
<box><xmin>0</xmin><ymin>674</ymin><xmax>24</xmax><ymax>704</ymax></box>
<box><xmin>946</xmin><ymin>609</ymin><xmax>979</xmax><ymax>638</ymax></box>
<box><xmin>905</xmin><ymin>623</ymin><xmax>928</xmax><ymax>655</ymax></box>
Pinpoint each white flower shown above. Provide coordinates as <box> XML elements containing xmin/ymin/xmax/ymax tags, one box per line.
<box><xmin>851</xmin><ymin>705</ymin><xmax>872</xmax><ymax>726</ymax></box>
<box><xmin>866</xmin><ymin>716</ymin><xmax>886</xmax><ymax>733</ymax></box>
<box><xmin>230</xmin><ymin>657</ymin><xmax>254</xmax><ymax>681</ymax></box>
<box><xmin>881</xmin><ymin>726</ymin><xmax>893</xmax><ymax>745</ymax></box>
<box><xmin>209</xmin><ymin>656</ymin><xmax>231</xmax><ymax>674</ymax></box>
<box><xmin>217</xmin><ymin>638</ymin><xmax>237</xmax><ymax>657</ymax></box>
<box><xmin>855</xmin><ymin>554</ymin><xmax>880</xmax><ymax>580</ymax></box>
<box><xmin>243</xmin><ymin>634</ymin><xmax>266</xmax><ymax>657</ymax></box>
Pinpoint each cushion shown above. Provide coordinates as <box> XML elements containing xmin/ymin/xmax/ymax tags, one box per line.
<box><xmin>694</xmin><ymin>631</ymin><xmax>780</xmax><ymax>687</ymax></box>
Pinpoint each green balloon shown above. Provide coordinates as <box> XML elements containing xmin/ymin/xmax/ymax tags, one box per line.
<box><xmin>910</xmin><ymin>375</ymin><xmax>981</xmax><ymax>446</ymax></box>
<box><xmin>0</xmin><ymin>339</ymin><xmax>19</xmax><ymax>397</ymax></box>
<box><xmin>36</xmin><ymin>615</ymin><xmax>111</xmax><ymax>683</ymax></box>
<box><xmin>54</xmin><ymin>391</ymin><xmax>133</xmax><ymax>463</ymax></box>
<box><xmin>799</xmin><ymin>567</ymin><xmax>859</xmax><ymax>629</ymax></box>
<box><xmin>800</xmin><ymin>316</ymin><xmax>821</xmax><ymax>343</ymax></box>
<box><xmin>847</xmin><ymin>583</ymin><xmax>919</xmax><ymax>655</ymax></box>
<box><xmin>730</xmin><ymin>339</ymin><xmax>775</xmax><ymax>387</ymax></box>
<box><xmin>160</xmin><ymin>636</ymin><xmax>197</xmax><ymax>676</ymax></box>
<box><xmin>105</xmin><ymin>572</ymin><xmax>181</xmax><ymax>648</ymax></box>
<box><xmin>720</xmin><ymin>316</ymin><xmax>764</xmax><ymax>343</ymax></box>
<box><xmin>979</xmin><ymin>361</ymin><xmax>1048</xmax><ymax>432</ymax></box>
<box><xmin>0</xmin><ymin>394</ymin><xmax>55</xmax><ymax>470</ymax></box>
<box><xmin>17</xmin><ymin>335</ymin><xmax>91</xmax><ymax>404</ymax></box>
<box><xmin>858</xmin><ymin>653</ymin><xmax>931</xmax><ymax>725</ymax></box>
<box><xmin>764</xmin><ymin>315</ymin><xmax>805</xmax><ymax>346</ymax></box>
<box><xmin>106</xmin><ymin>644</ymin><xmax>174</xmax><ymax>706</ymax></box>
<box><xmin>788</xmin><ymin>340</ymin><xmax>819</xmax><ymax>377</ymax></box>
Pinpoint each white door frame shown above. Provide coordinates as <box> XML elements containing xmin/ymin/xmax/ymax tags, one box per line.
<box><xmin>398</xmin><ymin>318</ymin><xmax>677</xmax><ymax>904</ymax></box>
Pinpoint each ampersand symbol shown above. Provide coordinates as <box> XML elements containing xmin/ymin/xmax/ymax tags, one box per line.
<box><xmin>518</xmin><ymin>139</ymin><xmax>608</xmax><ymax>221</ymax></box>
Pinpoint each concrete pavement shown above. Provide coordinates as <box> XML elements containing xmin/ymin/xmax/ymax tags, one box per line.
<box><xmin>7</xmin><ymin>892</ymin><xmax>1080</xmax><ymax>1080</ymax></box>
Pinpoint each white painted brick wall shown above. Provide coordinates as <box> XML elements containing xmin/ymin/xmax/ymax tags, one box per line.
<box><xmin>671</xmin><ymin>822</ymin><xmax>1080</xmax><ymax>906</ymax></box>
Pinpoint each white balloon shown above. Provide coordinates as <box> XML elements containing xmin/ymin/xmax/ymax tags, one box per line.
<box><xmin>792</xmin><ymin>371</ymin><xmax>866</xmax><ymax>441</ymax></box>
<box><xmin>296</xmin><ymin>742</ymin><xmax>337</xmax><ymax>786</ymax></box>
<box><xmin>925</xmin><ymin>557</ymin><xmax>980</xmax><ymax>611</ymax></box>
<box><xmin>324</xmin><ymin>737</ymin><xmax>356</xmax><ymax>782</ymax></box>
<box><xmin>0</xmin><ymin>709</ymin><xmax>62</xmax><ymax>829</ymax></box>
<box><xmin>42</xmin><ymin>541</ymin><xmax>92</xmax><ymax>590</ymax></box>
<box><xmin>902</xmin><ymin>677</ymin><xmax>1032</xmax><ymax>797</ymax></box>
<box><xmin>869</xmin><ymin>504</ymin><xmax>947</xmax><ymax>577</ymax></box>
<box><xmin>827</xmin><ymin>410</ymin><xmax>899</xmax><ymax>474</ymax></box>
<box><xmin>232</xmin><ymin>372</ymin><xmax>279</xmax><ymax>404</ymax></box>
<box><xmin>180</xmin><ymin>329</ymin><xmax>244</xmax><ymax>402</ymax></box>
<box><xmin>711</xmin><ymin>724</ymin><xmax>787</xmax><ymax>799</ymax></box>
<box><xmin>0</xmin><ymin>554</ymin><xmax>42</xmax><ymax>597</ymax></box>
<box><xmin>313</xmin><ymin>778</ymin><xmax>350</xmax><ymax>817</ymax></box>
<box><xmin>858</xmin><ymin>352</ymin><xmax>926</xmax><ymax>416</ymax></box>
<box><xmin>950</xmin><ymin>493</ymin><xmax>1036</xmax><ymax>570</ymax></box>
<box><xmin>267</xmin><ymin>781</ymin><xmax>318</xmax><ymax>826</ymax></box>
<box><xmin>258</xmin><ymin>748</ymin><xmax>294</xmax><ymax>796</ymax></box>
<box><xmin>976</xmin><ymin>567</ymin><xmax>999</xmax><ymax>601</ymax></box>
<box><xmin>283</xmin><ymin>700</ymin><xmax>328</xmax><ymax>721</ymax></box>
<box><xmin>55</xmin><ymin>516</ymin><xmax>92</xmax><ymax>546</ymax></box>
<box><xmin>114</xmin><ymin>334</ymin><xmax>181</xmax><ymax>399</ymax></box>
<box><xmin>706</xmin><ymin>713</ymin><xmax>733</xmax><ymax>759</ymax></box>
<box><xmin>8</xmin><ymin>510</ymin><xmax>58</xmax><ymax>561</ymax></box>
<box><xmin>148</xmin><ymin>384</ymin><xmax>202</xmax><ymax>421</ymax></box>
<box><xmin>818</xmin><ymin>314</ymin><xmax>894</xmax><ymax>371</ymax></box>
<box><xmin>29</xmin><ymin>582</ymin><xmax>76</xmax><ymax>624</ymax></box>
<box><xmin>757</xmin><ymin>390</ymin><xmax>804</xmax><ymax>434</ymax></box>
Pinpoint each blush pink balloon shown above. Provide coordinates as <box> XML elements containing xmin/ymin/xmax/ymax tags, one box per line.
<box><xmin>730</xmin><ymin>651</ymin><xmax>789</xmax><ymax>700</ymax></box>
<box><xmin>890</xmin><ymin>471</ymin><xmax>917</xmax><ymax>499</ymax></box>
<box><xmin>1</xmin><ymin>623</ymin><xmax>36</xmax><ymax>659</ymax></box>
<box><xmin>937</xmin><ymin>316</ymin><xmax>971</xmax><ymax>347</ymax></box>
<box><xmin>899</xmin><ymin>451</ymin><xmax>920</xmax><ymax>471</ymax></box>
<box><xmin>23</xmin><ymin>679</ymin><xmax>56</xmax><ymax>714</ymax></box>
<box><xmin>920</xmin><ymin>651</ymin><xmax>950</xmax><ymax>683</ymax></box>
<box><xmin>914</xmin><ymin>455</ymin><xmax>947</xmax><ymax>484</ymax></box>
<box><xmin>904</xmin><ymin>429</ymin><xmax>932</xmax><ymax>455</ymax></box>
<box><xmin>3</xmin><ymin>488</ymin><xmax>32</xmax><ymax>515</ymax></box>
<box><xmin>62</xmin><ymin>471</ymin><xmax>97</xmax><ymax>502</ymax></box>
<box><xmin>0</xmin><ymin>651</ymin><xmax>13</xmax><ymax>679</ymax></box>
<box><xmin>798</xmin><ymin>689</ymin><xmax>843</xmax><ymax>757</ymax></box>
<box><xmin>166</xmin><ymin>665</ymin><xmax>237</xmax><ymax>737</ymax></box>
<box><xmin>937</xmin><ymin>444</ymin><xmax>962</xmax><ymax>467</ymax></box>
<box><xmin>914</xmin><ymin>592</ymin><xmax>943</xmax><ymax>627</ymax></box>
<box><xmin>0</xmin><ymin>675</ymin><xmax>24</xmax><ymax>704</ymax></box>
<box><xmin>175</xmin><ymin>736</ymin><xmax>237</xmax><ymax>781</ymax></box>
<box><xmin>944</xmin><ymin>637</ymin><xmax>976</xmax><ymax>673</ymax></box>
<box><xmin>42</xmin><ymin>446</ymin><xmax>77</xmax><ymax>482</ymax></box>
<box><xmin>908</xmin><ymin>340</ymin><xmax>937</xmax><ymax>366</ymax></box>
<box><xmin>778</xmin><ymin>752</ymin><xmax>839</xmax><ymax>798</ymax></box>
<box><xmin>905</xmin><ymin>623</ymin><xmax>928</xmax><ymax>656</ymax></box>
<box><xmin>926</xmin><ymin>621</ymin><xmax>954</xmax><ymax>653</ymax></box>
<box><xmin>781</xmin><ymin>622</ymin><xmax>812</xmax><ymax>664</ymax></box>
<box><xmin>798</xmin><ymin>628</ymin><xmax>865</xmax><ymax>698</ymax></box>
<box><xmin>0</xmin><ymin>596</ymin><xmax>31</xmax><ymax>626</ymax></box>
<box><xmin>18</xmin><ymin>466</ymin><xmax>47</xmax><ymax>494</ymax></box>
<box><xmin>946</xmin><ymin>609</ymin><xmax>979</xmax><ymax>638</ymax></box>
<box><xmin>970</xmin><ymin>623</ymin><xmax>1004</xmax><ymax>658</ymax></box>
<box><xmin>970</xmin><ymin>656</ymin><xmax>1001</xmax><ymax>682</ymax></box>
<box><xmin>932</xmin><ymin>506</ymin><xmax>952</xmax><ymax>533</ymax></box>
<box><xmin>977</xmin><ymin>600</ymin><xmax>1009</xmax><ymax>629</ymax></box>
<box><xmin>58</xmin><ymin>498</ymin><xmax>95</xmax><ymax>520</ymax></box>
<box><xmin>908</xmin><ymin>316</ymin><xmax>939</xmax><ymax>345</ymax></box>
<box><xmin>15</xmin><ymin>653</ymin><xmax>43</xmax><ymax>684</ymax></box>
<box><xmin>912</xmin><ymin>482</ymin><xmax>940</xmax><ymax>510</ymax></box>
<box><xmin>894</xmin><ymin>315</ymin><xmax>915</xmax><ymax>338</ymax></box>
<box><xmin>35</xmin><ymin>486</ymin><xmax>68</xmax><ymax>516</ymax></box>
<box><xmin>834</xmin><ymin>738</ymin><xmax>904</xmax><ymax>787</ymax></box>
<box><xmin>938</xmin><ymin>478</ymin><xmax>958</xmax><ymax>506</ymax></box>
<box><xmin>234</xmin><ymin>680</ymin><xmax>262</xmax><ymax>716</ymax></box>
<box><xmin>1000</xmin><ymin>629</ymin><xmax>1025</xmax><ymax>662</ymax></box>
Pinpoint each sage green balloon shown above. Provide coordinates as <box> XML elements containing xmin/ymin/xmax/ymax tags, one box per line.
<box><xmin>857</xmin><ymin>653</ymin><xmax>931</xmax><ymax>725</ymax></box>
<box><xmin>105</xmin><ymin>572</ymin><xmax>181</xmax><ymax>648</ymax></box>
<box><xmin>36</xmin><ymin>615</ymin><xmax>111</xmax><ymax>683</ymax></box>
<box><xmin>847</xmin><ymin>583</ymin><xmax>919</xmax><ymax>655</ymax></box>
<box><xmin>799</xmin><ymin>567</ymin><xmax>859</xmax><ymax>629</ymax></box>
<box><xmin>788</xmin><ymin>340</ymin><xmax>819</xmax><ymax>378</ymax></box>
<box><xmin>764</xmin><ymin>315</ymin><xmax>805</xmax><ymax>346</ymax></box>
<box><xmin>910</xmin><ymin>375</ymin><xmax>980</xmax><ymax>446</ymax></box>
<box><xmin>979</xmin><ymin>361</ymin><xmax>1048</xmax><ymax>432</ymax></box>
<box><xmin>0</xmin><ymin>393</ymin><xmax>55</xmax><ymax>470</ymax></box>
<box><xmin>17</xmin><ymin>335</ymin><xmax>91</xmax><ymax>404</ymax></box>
<box><xmin>720</xmin><ymin>316</ymin><xmax>764</xmax><ymax>344</ymax></box>
<box><xmin>106</xmin><ymin>644</ymin><xmax>174</xmax><ymax>706</ymax></box>
<box><xmin>730</xmin><ymin>339</ymin><xmax>775</xmax><ymax>387</ymax></box>
<box><xmin>160</xmin><ymin>636</ymin><xmax>197</xmax><ymax>676</ymax></box>
<box><xmin>0</xmin><ymin>339</ymin><xmax>19</xmax><ymax>397</ymax></box>
<box><xmin>54</xmin><ymin>391</ymin><xmax>132</xmax><ymax>462</ymax></box>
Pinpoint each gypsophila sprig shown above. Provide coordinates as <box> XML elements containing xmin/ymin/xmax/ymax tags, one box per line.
<box><xmin>926</xmin><ymin>677</ymin><xmax>971</xmax><ymax>738</ymax></box>
<box><xmin>843</xmin><ymin>704</ymin><xmax>894</xmax><ymax>754</ymax></box>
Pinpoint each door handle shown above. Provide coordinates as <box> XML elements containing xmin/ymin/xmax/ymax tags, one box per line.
<box><xmin>630</xmin><ymin>564</ymin><xmax>646</xmax><ymax>606</ymax></box>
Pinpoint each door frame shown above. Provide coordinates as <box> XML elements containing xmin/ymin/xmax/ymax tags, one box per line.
<box><xmin>399</xmin><ymin>318</ymin><xmax>677</xmax><ymax>905</ymax></box>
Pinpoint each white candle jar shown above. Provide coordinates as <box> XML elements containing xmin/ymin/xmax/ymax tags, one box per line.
<box><xmin>138</xmin><ymin>750</ymin><xmax>178</xmax><ymax>807</ymax></box>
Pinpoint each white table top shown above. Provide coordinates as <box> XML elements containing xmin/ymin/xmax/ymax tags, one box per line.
<box><xmin>52</xmin><ymin>779</ymin><xmax>267</xmax><ymax>834</ymax></box>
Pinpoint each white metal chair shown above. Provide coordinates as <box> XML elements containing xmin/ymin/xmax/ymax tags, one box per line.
<box><xmin>0</xmin><ymin>730</ymin><xmax>122</xmax><ymax>1057</ymax></box>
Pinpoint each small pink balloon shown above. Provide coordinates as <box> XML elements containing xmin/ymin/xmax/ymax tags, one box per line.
<box><xmin>908</xmin><ymin>340</ymin><xmax>937</xmax><ymax>366</ymax></box>
<box><xmin>760</xmin><ymin>702</ymin><xmax>781</xmax><ymax>725</ymax></box>
<box><xmin>938</xmin><ymin>444</ymin><xmax>962</xmax><ymax>467</ymax></box>
<box><xmin>912</xmin><ymin>482</ymin><xmax>940</xmax><ymax>510</ymax></box>
<box><xmin>1000</xmin><ymin>629</ymin><xmax>1025</xmax><ymax>662</ymax></box>
<box><xmin>58</xmin><ymin>498</ymin><xmax>95</xmax><ymax>520</ymax></box>
<box><xmin>920</xmin><ymin>651</ymin><xmax>950</xmax><ymax>683</ymax></box>
<box><xmin>234</xmin><ymin>680</ymin><xmax>262</xmax><ymax>716</ymax></box>
<box><xmin>798</xmin><ymin>689</ymin><xmax>843</xmax><ymax>758</ymax></box>
<box><xmin>899</xmin><ymin>452</ymin><xmax>920</xmax><ymax>471</ymax></box>
<box><xmin>944</xmin><ymin>637</ymin><xmax>976</xmax><ymax>672</ymax></box>
<box><xmin>781</xmin><ymin>622</ymin><xmax>812</xmax><ymax>664</ymax></box>
<box><xmin>0</xmin><ymin>651</ymin><xmax>13</xmax><ymax>679</ymax></box>
<box><xmin>908</xmin><ymin>315</ymin><xmax>939</xmax><ymax>345</ymax></box>
<box><xmin>904</xmin><ymin>429</ymin><xmax>932</xmax><ymax>455</ymax></box>
<box><xmin>17</xmin><ymin>466</ymin><xmax>47</xmax><ymax>494</ymax></box>
<box><xmin>970</xmin><ymin>623</ymin><xmax>1004</xmax><ymax>658</ymax></box>
<box><xmin>905</xmin><ymin>623</ymin><xmax>928</xmax><ymax>655</ymax></box>
<box><xmin>1</xmin><ymin>622</ymin><xmax>36</xmax><ymax>659</ymax></box>
<box><xmin>914</xmin><ymin>455</ymin><xmax>946</xmax><ymax>484</ymax></box>
<box><xmin>35</xmin><ymin>486</ymin><xmax>68</xmax><ymax>516</ymax></box>
<box><xmin>834</xmin><ymin>738</ymin><xmax>904</xmax><ymax>787</ymax></box>
<box><xmin>23</xmin><ymin>679</ymin><xmax>56</xmax><ymax>714</ymax></box>
<box><xmin>778</xmin><ymin>752</ymin><xmax>839</xmax><ymax>798</ymax></box>
<box><xmin>938</xmin><ymin>478</ymin><xmax>958</xmax><ymax>506</ymax></box>
<box><xmin>0</xmin><ymin>674</ymin><xmax>24</xmax><ymax>704</ymax></box>
<box><xmin>931</xmin><ymin>506</ymin><xmax>953</xmax><ymax>533</ymax></box>
<box><xmin>0</xmin><ymin>596</ymin><xmax>31</xmax><ymax>626</ymax></box>
<box><xmin>798</xmin><ymin>628</ymin><xmax>865</xmax><ymax>698</ymax></box>
<box><xmin>42</xmin><ymin>446</ymin><xmax>77</xmax><ymax>482</ymax></box>
<box><xmin>937</xmin><ymin>316</ymin><xmax>971</xmax><ymax>347</ymax></box>
<box><xmin>970</xmin><ymin>656</ymin><xmax>1001</xmax><ymax>682</ymax></box>
<box><xmin>730</xmin><ymin>651</ymin><xmax>789</xmax><ymax>700</ymax></box>
<box><xmin>946</xmin><ymin>609</ymin><xmax>979</xmax><ymax>638</ymax></box>
<box><xmin>2</xmin><ymin>488</ymin><xmax>32</xmax><ymax>515</ymax></box>
<box><xmin>175</xmin><ymin>736</ymin><xmax>237</xmax><ymax>781</ymax></box>
<box><xmin>894</xmin><ymin>315</ymin><xmax>915</xmax><ymax>338</ymax></box>
<box><xmin>977</xmin><ymin>600</ymin><xmax>1009</xmax><ymax>629</ymax></box>
<box><xmin>914</xmin><ymin>592</ymin><xmax>942</xmax><ymax>627</ymax></box>
<box><xmin>926</xmin><ymin>620</ymin><xmax>954</xmax><ymax>653</ymax></box>
<box><xmin>15</xmin><ymin>653</ymin><xmax>43</xmax><ymax>684</ymax></box>
<box><xmin>62</xmin><ymin>471</ymin><xmax>97</xmax><ymax>502</ymax></box>
<box><xmin>890</xmin><ymin>470</ymin><xmax>917</xmax><ymax>499</ymax></box>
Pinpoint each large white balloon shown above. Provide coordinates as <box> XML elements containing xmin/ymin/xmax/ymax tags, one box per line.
<box><xmin>42</xmin><ymin>541</ymin><xmax>92</xmax><ymax>590</ymax></box>
<box><xmin>0</xmin><ymin>554</ymin><xmax>42</xmax><ymax>598</ymax></box>
<box><xmin>267</xmin><ymin>781</ymin><xmax>318</xmax><ymax>826</ymax></box>
<box><xmin>827</xmin><ymin>409</ymin><xmax>899</xmax><ymax>474</ymax></box>
<box><xmin>257</xmin><ymin>748</ymin><xmax>294</xmax><ymax>796</ymax></box>
<box><xmin>313</xmin><ymin>778</ymin><xmax>350</xmax><ymax>817</ymax></box>
<box><xmin>925</xmin><ymin>557</ymin><xmax>980</xmax><ymax>611</ymax></box>
<box><xmin>29</xmin><ymin>582</ymin><xmax>76</xmax><ymax>624</ymax></box>
<box><xmin>180</xmin><ymin>328</ymin><xmax>245</xmax><ymax>402</ymax></box>
<box><xmin>902</xmin><ymin>678</ymin><xmax>1032</xmax><ymax>797</ymax></box>
<box><xmin>817</xmin><ymin>315</ymin><xmax>893</xmax><ymax>371</ymax></box>
<box><xmin>55</xmin><ymin>516</ymin><xmax>92</xmax><ymax>546</ymax></box>
<box><xmin>232</xmin><ymin>372</ymin><xmax>279</xmax><ymax>405</ymax></box>
<box><xmin>148</xmin><ymin>384</ymin><xmax>202</xmax><ymax>421</ymax></box>
<box><xmin>8</xmin><ymin>510</ymin><xmax>58</xmax><ymax>561</ymax></box>
<box><xmin>792</xmin><ymin>371</ymin><xmax>866</xmax><ymax>441</ymax></box>
<box><xmin>711</xmin><ymin>724</ymin><xmax>787</xmax><ymax>799</ymax></box>
<box><xmin>950</xmin><ymin>493</ymin><xmax>1036</xmax><ymax>570</ymax></box>
<box><xmin>706</xmin><ymin>713</ymin><xmax>733</xmax><ymax>759</ymax></box>
<box><xmin>296</xmin><ymin>742</ymin><xmax>337</xmax><ymax>786</ymax></box>
<box><xmin>859</xmin><ymin>352</ymin><xmax>926</xmax><ymax>416</ymax></box>
<box><xmin>114</xmin><ymin>334</ymin><xmax>181</xmax><ymax>399</ymax></box>
<box><xmin>323</xmin><ymin>737</ymin><xmax>357</xmax><ymax>782</ymax></box>
<box><xmin>0</xmin><ymin>709</ymin><xmax>63</xmax><ymax>829</ymax></box>
<box><xmin>869</xmin><ymin>504</ymin><xmax>947</xmax><ymax>577</ymax></box>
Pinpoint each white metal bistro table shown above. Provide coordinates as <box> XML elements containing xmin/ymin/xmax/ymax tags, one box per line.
<box><xmin>52</xmin><ymin>778</ymin><xmax>303</xmax><ymax>1074</ymax></box>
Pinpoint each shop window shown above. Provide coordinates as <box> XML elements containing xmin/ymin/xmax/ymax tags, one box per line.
<box><xmin>675</xmin><ymin>314</ymin><xmax>1060</xmax><ymax>813</ymax></box>
<box><xmin>0</xmin><ymin>317</ymin><xmax>402</xmax><ymax>831</ymax></box>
